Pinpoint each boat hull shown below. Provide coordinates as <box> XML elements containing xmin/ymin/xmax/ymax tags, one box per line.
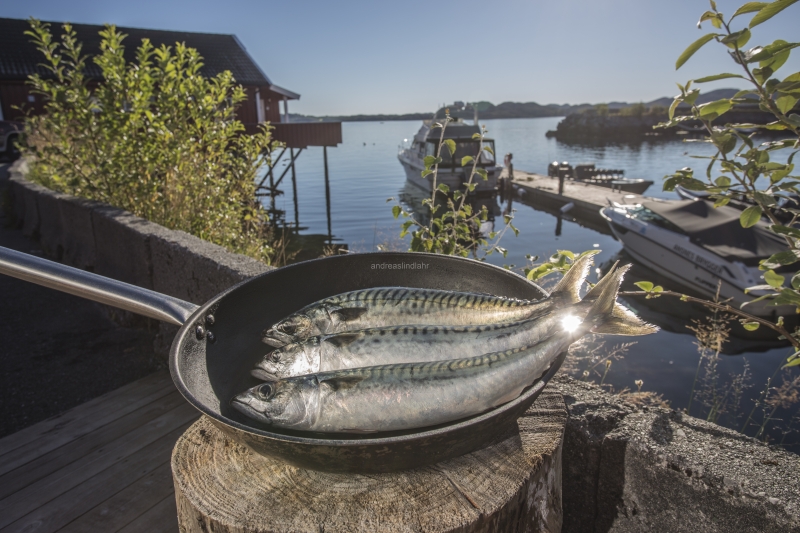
<box><xmin>399</xmin><ymin>152</ymin><xmax>499</xmax><ymax>195</ymax></box>
<box><xmin>576</xmin><ymin>178</ymin><xmax>652</xmax><ymax>195</ymax></box>
<box><xmin>601</xmin><ymin>206</ymin><xmax>790</xmax><ymax>318</ymax></box>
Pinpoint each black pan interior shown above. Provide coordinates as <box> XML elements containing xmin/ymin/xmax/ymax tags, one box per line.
<box><xmin>171</xmin><ymin>252</ymin><xmax>548</xmax><ymax>443</ymax></box>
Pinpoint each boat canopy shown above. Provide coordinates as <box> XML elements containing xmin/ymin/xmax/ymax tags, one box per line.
<box><xmin>425</xmin><ymin>122</ymin><xmax>482</xmax><ymax>141</ymax></box>
<box><xmin>642</xmin><ymin>200</ymin><xmax>786</xmax><ymax>266</ymax></box>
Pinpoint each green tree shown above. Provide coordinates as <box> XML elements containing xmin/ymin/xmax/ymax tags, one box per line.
<box><xmin>21</xmin><ymin>19</ymin><xmax>280</xmax><ymax>264</ymax></box>
<box><xmin>656</xmin><ymin>0</ymin><xmax>800</xmax><ymax>367</ymax></box>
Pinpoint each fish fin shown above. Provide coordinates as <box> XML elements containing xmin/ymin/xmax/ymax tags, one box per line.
<box><xmin>593</xmin><ymin>303</ymin><xmax>659</xmax><ymax>336</ymax></box>
<box><xmin>550</xmin><ymin>253</ymin><xmax>595</xmax><ymax>305</ymax></box>
<box><xmin>582</xmin><ymin>264</ymin><xmax>658</xmax><ymax>336</ymax></box>
<box><xmin>320</xmin><ymin>374</ymin><xmax>368</xmax><ymax>392</ymax></box>
<box><xmin>583</xmin><ymin>264</ymin><xmax>627</xmax><ymax>325</ymax></box>
<box><xmin>324</xmin><ymin>332</ymin><xmax>364</xmax><ymax>348</ymax></box>
<box><xmin>583</xmin><ymin>261</ymin><xmax>621</xmax><ymax>302</ymax></box>
<box><xmin>331</xmin><ymin>306</ymin><xmax>369</xmax><ymax>322</ymax></box>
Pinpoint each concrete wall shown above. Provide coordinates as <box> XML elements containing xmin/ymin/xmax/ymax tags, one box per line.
<box><xmin>6</xmin><ymin>160</ymin><xmax>799</xmax><ymax>532</ymax></box>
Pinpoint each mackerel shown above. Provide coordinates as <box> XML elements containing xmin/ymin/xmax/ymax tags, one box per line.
<box><xmin>233</xmin><ymin>265</ymin><xmax>657</xmax><ymax>433</ymax></box>
<box><xmin>262</xmin><ymin>253</ymin><xmax>596</xmax><ymax>347</ymax></box>
<box><xmin>253</xmin><ymin>264</ymin><xmax>653</xmax><ymax>380</ymax></box>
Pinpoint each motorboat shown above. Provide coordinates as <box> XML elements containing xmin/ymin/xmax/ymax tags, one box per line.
<box><xmin>600</xmin><ymin>198</ymin><xmax>792</xmax><ymax>318</ymax></box>
<box><xmin>398</xmin><ymin>117</ymin><xmax>500</xmax><ymax>195</ymax></box>
<box><xmin>674</xmin><ymin>184</ymin><xmax>799</xmax><ymax>224</ymax></box>
<box><xmin>548</xmin><ymin>162</ymin><xmax>653</xmax><ymax>194</ymax></box>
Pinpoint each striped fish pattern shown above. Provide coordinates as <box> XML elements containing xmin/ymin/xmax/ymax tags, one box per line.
<box><xmin>233</xmin><ymin>264</ymin><xmax>658</xmax><ymax>433</ymax></box>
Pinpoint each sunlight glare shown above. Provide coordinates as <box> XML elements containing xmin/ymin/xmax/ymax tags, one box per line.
<box><xmin>561</xmin><ymin>315</ymin><xmax>582</xmax><ymax>333</ymax></box>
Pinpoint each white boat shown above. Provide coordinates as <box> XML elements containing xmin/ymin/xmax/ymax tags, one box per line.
<box><xmin>398</xmin><ymin>118</ymin><xmax>500</xmax><ymax>195</ymax></box>
<box><xmin>600</xmin><ymin>199</ymin><xmax>792</xmax><ymax>318</ymax></box>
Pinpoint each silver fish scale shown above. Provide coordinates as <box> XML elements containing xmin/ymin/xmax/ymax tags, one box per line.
<box><xmin>305</xmin><ymin>340</ymin><xmax>563</xmax><ymax>433</ymax></box>
<box><xmin>322</xmin><ymin>288</ymin><xmax>530</xmax><ymax>310</ymax></box>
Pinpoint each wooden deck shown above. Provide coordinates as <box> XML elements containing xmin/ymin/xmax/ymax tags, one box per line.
<box><xmin>0</xmin><ymin>370</ymin><xmax>199</xmax><ymax>533</ymax></box>
<box><xmin>504</xmin><ymin>169</ymin><xmax>649</xmax><ymax>233</ymax></box>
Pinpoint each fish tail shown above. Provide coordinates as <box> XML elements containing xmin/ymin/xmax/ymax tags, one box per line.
<box><xmin>582</xmin><ymin>261</ymin><xmax>620</xmax><ymax>302</ymax></box>
<box><xmin>550</xmin><ymin>252</ymin><xmax>595</xmax><ymax>305</ymax></box>
<box><xmin>584</xmin><ymin>264</ymin><xmax>659</xmax><ymax>336</ymax></box>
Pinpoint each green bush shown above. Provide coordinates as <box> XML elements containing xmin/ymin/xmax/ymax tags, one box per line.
<box><xmin>21</xmin><ymin>19</ymin><xmax>280</xmax><ymax>264</ymax></box>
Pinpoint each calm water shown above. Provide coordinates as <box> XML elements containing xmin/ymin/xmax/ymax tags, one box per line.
<box><xmin>265</xmin><ymin>118</ymin><xmax>797</xmax><ymax>447</ymax></box>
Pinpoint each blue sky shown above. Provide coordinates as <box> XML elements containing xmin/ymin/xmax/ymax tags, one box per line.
<box><xmin>2</xmin><ymin>0</ymin><xmax>798</xmax><ymax>116</ymax></box>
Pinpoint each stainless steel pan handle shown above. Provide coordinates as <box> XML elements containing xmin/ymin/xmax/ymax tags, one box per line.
<box><xmin>0</xmin><ymin>246</ymin><xmax>199</xmax><ymax>325</ymax></box>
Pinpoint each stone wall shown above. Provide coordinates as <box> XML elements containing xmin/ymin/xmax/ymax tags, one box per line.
<box><xmin>553</xmin><ymin>375</ymin><xmax>800</xmax><ymax>533</ymax></box>
<box><xmin>6</xmin><ymin>160</ymin><xmax>799</xmax><ymax>532</ymax></box>
<box><xmin>6</xmin><ymin>160</ymin><xmax>272</xmax><ymax>353</ymax></box>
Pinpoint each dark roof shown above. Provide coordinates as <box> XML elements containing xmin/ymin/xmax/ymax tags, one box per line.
<box><xmin>0</xmin><ymin>17</ymin><xmax>273</xmax><ymax>87</ymax></box>
<box><xmin>642</xmin><ymin>199</ymin><xmax>785</xmax><ymax>265</ymax></box>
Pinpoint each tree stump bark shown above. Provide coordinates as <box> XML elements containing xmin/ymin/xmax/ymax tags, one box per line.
<box><xmin>172</xmin><ymin>387</ymin><xmax>566</xmax><ymax>533</ymax></box>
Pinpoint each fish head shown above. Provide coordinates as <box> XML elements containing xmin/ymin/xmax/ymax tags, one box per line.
<box><xmin>252</xmin><ymin>338</ymin><xmax>320</xmax><ymax>380</ymax></box>
<box><xmin>231</xmin><ymin>377</ymin><xmax>316</xmax><ymax>428</ymax></box>
<box><xmin>270</xmin><ymin>307</ymin><xmax>332</xmax><ymax>341</ymax></box>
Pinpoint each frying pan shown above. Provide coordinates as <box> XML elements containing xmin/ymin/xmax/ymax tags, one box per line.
<box><xmin>0</xmin><ymin>247</ymin><xmax>566</xmax><ymax>473</ymax></box>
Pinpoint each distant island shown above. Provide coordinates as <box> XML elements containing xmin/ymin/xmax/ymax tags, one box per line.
<box><xmin>287</xmin><ymin>90</ymin><xmax>740</xmax><ymax>123</ymax></box>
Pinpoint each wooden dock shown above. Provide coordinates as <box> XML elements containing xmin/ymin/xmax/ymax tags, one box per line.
<box><xmin>0</xmin><ymin>370</ymin><xmax>199</xmax><ymax>533</ymax></box>
<box><xmin>503</xmin><ymin>169</ymin><xmax>649</xmax><ymax>234</ymax></box>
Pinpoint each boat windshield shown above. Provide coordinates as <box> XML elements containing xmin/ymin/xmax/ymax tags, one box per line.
<box><xmin>628</xmin><ymin>205</ymin><xmax>686</xmax><ymax>234</ymax></box>
<box><xmin>425</xmin><ymin>141</ymin><xmax>496</xmax><ymax>165</ymax></box>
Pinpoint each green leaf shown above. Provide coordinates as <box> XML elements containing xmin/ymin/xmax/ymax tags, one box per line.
<box><xmin>777</xmin><ymin>94</ymin><xmax>798</xmax><ymax>113</ymax></box>
<box><xmin>761</xmin><ymin>249</ymin><xmax>800</xmax><ymax>269</ymax></box>
<box><xmin>421</xmin><ymin>169</ymin><xmax>433</xmax><ymax>178</ymax></box>
<box><xmin>753</xmin><ymin>191</ymin><xmax>776</xmax><ymax>206</ymax></box>
<box><xmin>557</xmin><ymin>249</ymin><xmax>575</xmax><ymax>260</ymax></box>
<box><xmin>437</xmin><ymin>183</ymin><xmax>450</xmax><ymax>194</ymax></box>
<box><xmin>476</xmin><ymin>168</ymin><xmax>488</xmax><ymax>181</ymax></box>
<box><xmin>771</xmin><ymin>224</ymin><xmax>800</xmax><ymax>238</ymax></box>
<box><xmin>676</xmin><ymin>33</ymin><xmax>719</xmax><ymax>70</ymax></box>
<box><xmin>750</xmin><ymin>0</ymin><xmax>800</xmax><ymax>28</ymax></box>
<box><xmin>461</xmin><ymin>155</ymin><xmax>474</xmax><ymax>167</ymax></box>
<box><xmin>471</xmin><ymin>133</ymin><xmax>482</xmax><ymax>140</ymax></box>
<box><xmin>698</xmin><ymin>99</ymin><xmax>732</xmax><ymax>118</ymax></box>
<box><xmin>443</xmin><ymin>139</ymin><xmax>456</xmax><ymax>156</ymax></box>
<box><xmin>391</xmin><ymin>205</ymin><xmax>401</xmax><ymax>219</ymax></box>
<box><xmin>764</xmin><ymin>269</ymin><xmax>785</xmax><ymax>288</ymax></box>
<box><xmin>483</xmin><ymin>145</ymin><xmax>494</xmax><ymax>156</ymax></box>
<box><xmin>423</xmin><ymin>155</ymin><xmax>437</xmax><ymax>167</ymax></box>
<box><xmin>721</xmin><ymin>29</ymin><xmax>752</xmax><ymax>49</ymax></box>
<box><xmin>714</xmin><ymin>196</ymin><xmax>731</xmax><ymax>207</ymax></box>
<box><xmin>669</xmin><ymin>98</ymin><xmax>681</xmax><ymax>120</ymax></box>
<box><xmin>634</xmin><ymin>281</ymin><xmax>654</xmax><ymax>292</ymax></box>
<box><xmin>740</xmin><ymin>205</ymin><xmax>763</xmax><ymax>227</ymax></box>
<box><xmin>748</xmin><ymin>41</ymin><xmax>800</xmax><ymax>63</ymax></box>
<box><xmin>742</xmin><ymin>321</ymin><xmax>760</xmax><ymax>331</ymax></box>
<box><xmin>732</xmin><ymin>2</ymin><xmax>768</xmax><ymax>19</ymax></box>
<box><xmin>694</xmin><ymin>73</ymin><xmax>746</xmax><ymax>83</ymax></box>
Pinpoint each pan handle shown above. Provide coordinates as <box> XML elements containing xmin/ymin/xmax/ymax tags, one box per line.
<box><xmin>0</xmin><ymin>246</ymin><xmax>199</xmax><ymax>326</ymax></box>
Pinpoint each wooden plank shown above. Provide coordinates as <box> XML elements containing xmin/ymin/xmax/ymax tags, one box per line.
<box><xmin>0</xmin><ymin>390</ymin><xmax>186</xmax><ymax>500</ymax></box>
<box><xmin>0</xmin><ymin>370</ymin><xmax>173</xmax><ymax>460</ymax></box>
<box><xmin>0</xmin><ymin>402</ymin><xmax>198</xmax><ymax>530</ymax></box>
<box><xmin>117</xmin><ymin>494</ymin><xmax>178</xmax><ymax>533</ymax></box>
<box><xmin>0</xmin><ymin>419</ymin><xmax>195</xmax><ymax>533</ymax></box>
<box><xmin>57</xmin><ymin>458</ymin><xmax>175</xmax><ymax>533</ymax></box>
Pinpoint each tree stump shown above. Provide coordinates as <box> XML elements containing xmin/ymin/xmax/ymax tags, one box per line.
<box><xmin>172</xmin><ymin>387</ymin><xmax>566</xmax><ymax>533</ymax></box>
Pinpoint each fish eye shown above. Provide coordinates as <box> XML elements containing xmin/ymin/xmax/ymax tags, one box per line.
<box><xmin>257</xmin><ymin>383</ymin><xmax>275</xmax><ymax>400</ymax></box>
<box><xmin>280</xmin><ymin>323</ymin><xmax>296</xmax><ymax>334</ymax></box>
<box><xmin>271</xmin><ymin>352</ymin><xmax>281</xmax><ymax>362</ymax></box>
